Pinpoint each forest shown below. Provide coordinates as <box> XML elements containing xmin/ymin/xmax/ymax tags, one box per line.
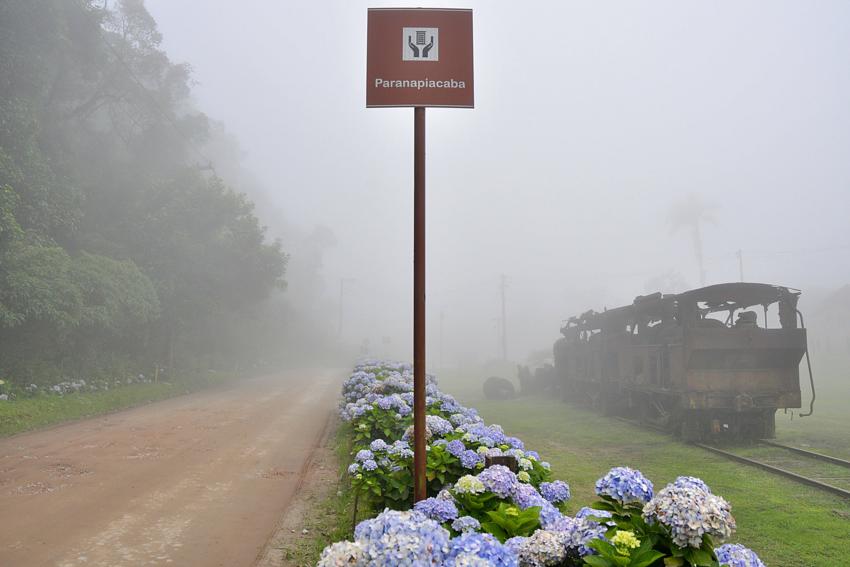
<box><xmin>0</xmin><ymin>0</ymin><xmax>288</xmax><ymax>387</ymax></box>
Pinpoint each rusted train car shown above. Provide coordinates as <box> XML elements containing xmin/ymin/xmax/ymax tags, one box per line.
<box><xmin>553</xmin><ymin>283</ymin><xmax>813</xmax><ymax>441</ymax></box>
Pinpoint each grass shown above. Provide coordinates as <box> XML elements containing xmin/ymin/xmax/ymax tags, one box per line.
<box><xmin>280</xmin><ymin>424</ymin><xmax>359</xmax><ymax>566</ymax></box>
<box><xmin>441</xmin><ymin>368</ymin><xmax>850</xmax><ymax>567</ymax></box>
<box><xmin>0</xmin><ymin>371</ymin><xmax>237</xmax><ymax>437</ymax></box>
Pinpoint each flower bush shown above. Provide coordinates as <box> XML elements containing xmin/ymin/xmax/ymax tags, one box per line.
<box><xmin>321</xmin><ymin>360</ymin><xmax>767</xmax><ymax>567</ymax></box>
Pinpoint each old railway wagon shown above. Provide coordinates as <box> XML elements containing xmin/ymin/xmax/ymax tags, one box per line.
<box><xmin>553</xmin><ymin>283</ymin><xmax>813</xmax><ymax>441</ymax></box>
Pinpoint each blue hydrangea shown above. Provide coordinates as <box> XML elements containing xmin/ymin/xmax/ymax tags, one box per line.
<box><xmin>370</xmin><ymin>439</ymin><xmax>388</xmax><ymax>452</ymax></box>
<box><xmin>505</xmin><ymin>436</ymin><xmax>524</xmax><ymax>450</ymax></box>
<box><xmin>355</xmin><ymin>449</ymin><xmax>374</xmax><ymax>463</ymax></box>
<box><xmin>444</xmin><ymin>532</ymin><xmax>518</xmax><ymax>567</ymax></box>
<box><xmin>538</xmin><ymin>501</ymin><xmax>565</xmax><ymax>529</ymax></box>
<box><xmin>414</xmin><ymin>497</ymin><xmax>459</xmax><ymax>523</ymax></box>
<box><xmin>446</xmin><ymin>439</ymin><xmax>466</xmax><ymax>457</ymax></box>
<box><xmin>362</xmin><ymin>459</ymin><xmax>378</xmax><ymax>472</ymax></box>
<box><xmin>715</xmin><ymin>544</ymin><xmax>766</xmax><ymax>567</ymax></box>
<box><xmin>451</xmin><ymin>516</ymin><xmax>481</xmax><ymax>534</ymax></box>
<box><xmin>575</xmin><ymin>506</ymin><xmax>612</xmax><ymax>522</ymax></box>
<box><xmin>347</xmin><ymin>463</ymin><xmax>360</xmax><ymax>475</ymax></box>
<box><xmin>477</xmin><ymin>465</ymin><xmax>518</xmax><ymax>499</ymax></box>
<box><xmin>460</xmin><ymin>449</ymin><xmax>483</xmax><ymax>470</ymax></box>
<box><xmin>545</xmin><ymin>515</ymin><xmax>607</xmax><ymax>556</ymax></box>
<box><xmin>511</xmin><ymin>482</ymin><xmax>547</xmax><ymax>510</ymax></box>
<box><xmin>503</xmin><ymin>536</ymin><xmax>527</xmax><ymax>557</ymax></box>
<box><xmin>354</xmin><ymin>509</ymin><xmax>450</xmax><ymax>565</ymax></box>
<box><xmin>387</xmin><ymin>440</ymin><xmax>414</xmax><ymax>459</ymax></box>
<box><xmin>540</xmin><ymin>480</ymin><xmax>571</xmax><ymax>504</ymax></box>
<box><xmin>672</xmin><ymin>475</ymin><xmax>712</xmax><ymax>494</ymax></box>
<box><xmin>595</xmin><ymin>466</ymin><xmax>654</xmax><ymax>504</ymax></box>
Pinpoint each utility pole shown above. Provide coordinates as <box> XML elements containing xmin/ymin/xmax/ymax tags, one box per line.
<box><xmin>500</xmin><ymin>274</ymin><xmax>508</xmax><ymax>361</ymax></box>
<box><xmin>736</xmin><ymin>249</ymin><xmax>744</xmax><ymax>282</ymax></box>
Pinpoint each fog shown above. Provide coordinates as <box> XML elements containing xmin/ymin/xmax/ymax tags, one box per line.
<box><xmin>148</xmin><ymin>0</ymin><xmax>850</xmax><ymax>366</ymax></box>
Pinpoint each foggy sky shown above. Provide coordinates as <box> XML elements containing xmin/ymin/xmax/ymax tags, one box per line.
<box><xmin>146</xmin><ymin>0</ymin><xmax>850</xmax><ymax>365</ymax></box>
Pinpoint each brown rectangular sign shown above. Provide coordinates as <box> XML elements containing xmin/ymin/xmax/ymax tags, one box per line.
<box><xmin>367</xmin><ymin>8</ymin><xmax>474</xmax><ymax>108</ymax></box>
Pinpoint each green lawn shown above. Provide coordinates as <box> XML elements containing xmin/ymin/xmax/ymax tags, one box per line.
<box><xmin>442</xmin><ymin>371</ymin><xmax>850</xmax><ymax>567</ymax></box>
<box><xmin>0</xmin><ymin>371</ymin><xmax>236</xmax><ymax>437</ymax></box>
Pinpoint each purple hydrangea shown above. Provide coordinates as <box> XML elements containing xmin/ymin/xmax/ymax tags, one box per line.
<box><xmin>414</xmin><ymin>497</ymin><xmax>459</xmax><ymax>523</ymax></box>
<box><xmin>540</xmin><ymin>480</ymin><xmax>571</xmax><ymax>504</ymax></box>
<box><xmin>426</xmin><ymin>414</ymin><xmax>454</xmax><ymax>437</ymax></box>
<box><xmin>370</xmin><ymin>439</ymin><xmax>388</xmax><ymax>452</ymax></box>
<box><xmin>355</xmin><ymin>449</ymin><xmax>374</xmax><ymax>463</ymax></box>
<box><xmin>451</xmin><ymin>516</ymin><xmax>481</xmax><ymax>534</ymax></box>
<box><xmin>347</xmin><ymin>463</ymin><xmax>360</xmax><ymax>475</ymax></box>
<box><xmin>575</xmin><ymin>506</ymin><xmax>612</xmax><ymax>522</ymax></box>
<box><xmin>444</xmin><ymin>532</ymin><xmax>518</xmax><ymax>567</ymax></box>
<box><xmin>505</xmin><ymin>436</ymin><xmax>525</xmax><ymax>450</ymax></box>
<box><xmin>477</xmin><ymin>465</ymin><xmax>518</xmax><ymax>499</ymax></box>
<box><xmin>595</xmin><ymin>467</ymin><xmax>654</xmax><ymax>504</ymax></box>
<box><xmin>715</xmin><ymin>544</ymin><xmax>766</xmax><ymax>567</ymax></box>
<box><xmin>362</xmin><ymin>459</ymin><xmax>378</xmax><ymax>472</ymax></box>
<box><xmin>460</xmin><ymin>449</ymin><xmax>483</xmax><ymax>470</ymax></box>
<box><xmin>446</xmin><ymin>439</ymin><xmax>466</xmax><ymax>457</ymax></box>
<box><xmin>511</xmin><ymin>483</ymin><xmax>547</xmax><ymax>510</ymax></box>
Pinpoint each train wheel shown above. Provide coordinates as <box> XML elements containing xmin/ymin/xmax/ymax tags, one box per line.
<box><xmin>680</xmin><ymin>413</ymin><xmax>702</xmax><ymax>442</ymax></box>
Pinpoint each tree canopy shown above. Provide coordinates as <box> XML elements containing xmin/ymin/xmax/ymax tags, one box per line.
<box><xmin>0</xmin><ymin>0</ymin><xmax>287</xmax><ymax>384</ymax></box>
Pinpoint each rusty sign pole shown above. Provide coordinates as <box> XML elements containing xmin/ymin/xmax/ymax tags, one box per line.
<box><xmin>413</xmin><ymin>106</ymin><xmax>427</xmax><ymax>502</ymax></box>
<box><xmin>366</xmin><ymin>7</ymin><xmax>473</xmax><ymax>504</ymax></box>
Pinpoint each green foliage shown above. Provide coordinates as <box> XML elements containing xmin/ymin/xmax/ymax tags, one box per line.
<box><xmin>585</xmin><ymin>536</ymin><xmax>666</xmax><ymax>567</ymax></box>
<box><xmin>480</xmin><ymin>502</ymin><xmax>541</xmax><ymax>542</ymax></box>
<box><xmin>0</xmin><ymin>0</ymin><xmax>287</xmax><ymax>385</ymax></box>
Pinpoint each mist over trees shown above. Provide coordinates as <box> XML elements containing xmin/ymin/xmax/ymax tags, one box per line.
<box><xmin>0</xmin><ymin>0</ymin><xmax>288</xmax><ymax>384</ymax></box>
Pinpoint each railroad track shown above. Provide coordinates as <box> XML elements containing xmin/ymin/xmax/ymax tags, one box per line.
<box><xmin>612</xmin><ymin>417</ymin><xmax>850</xmax><ymax>499</ymax></box>
<box><xmin>694</xmin><ymin>442</ymin><xmax>850</xmax><ymax>499</ymax></box>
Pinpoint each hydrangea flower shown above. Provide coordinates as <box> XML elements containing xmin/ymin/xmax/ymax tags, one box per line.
<box><xmin>354</xmin><ymin>509</ymin><xmax>450</xmax><ymax>565</ymax></box>
<box><xmin>643</xmin><ymin>484</ymin><xmax>736</xmax><ymax>548</ymax></box>
<box><xmin>370</xmin><ymin>439</ymin><xmax>388</xmax><ymax>452</ymax></box>
<box><xmin>511</xmin><ymin>482</ymin><xmax>547</xmax><ymax>510</ymax></box>
<box><xmin>595</xmin><ymin>467</ymin><xmax>654</xmax><ymax>504</ymax></box>
<box><xmin>714</xmin><ymin>543</ymin><xmax>766</xmax><ymax>567</ymax></box>
<box><xmin>354</xmin><ymin>449</ymin><xmax>373</xmax><ymax>463</ymax></box>
<box><xmin>517</xmin><ymin>471</ymin><xmax>531</xmax><ymax>483</ymax></box>
<box><xmin>454</xmin><ymin>475</ymin><xmax>486</xmax><ymax>495</ymax></box>
<box><xmin>451</xmin><ymin>516</ymin><xmax>481</xmax><ymax>534</ymax></box>
<box><xmin>540</xmin><ymin>480</ymin><xmax>571</xmax><ymax>504</ymax></box>
<box><xmin>575</xmin><ymin>506</ymin><xmax>612</xmax><ymax>522</ymax></box>
<box><xmin>362</xmin><ymin>459</ymin><xmax>378</xmax><ymax>472</ymax></box>
<box><xmin>460</xmin><ymin>450</ymin><xmax>484</xmax><ymax>470</ymax></box>
<box><xmin>347</xmin><ymin>463</ymin><xmax>360</xmax><ymax>475</ymax></box>
<box><xmin>414</xmin><ymin>497</ymin><xmax>459</xmax><ymax>523</ymax></box>
<box><xmin>444</xmin><ymin>532</ymin><xmax>518</xmax><ymax>567</ymax></box>
<box><xmin>514</xmin><ymin>530</ymin><xmax>569</xmax><ymax>567</ymax></box>
<box><xmin>446</xmin><ymin>439</ymin><xmax>466</xmax><ymax>457</ymax></box>
<box><xmin>317</xmin><ymin>540</ymin><xmax>365</xmax><ymax>567</ymax></box>
<box><xmin>426</xmin><ymin>414</ymin><xmax>455</xmax><ymax>437</ymax></box>
<box><xmin>672</xmin><ymin>475</ymin><xmax>712</xmax><ymax>494</ymax></box>
<box><xmin>477</xmin><ymin>465</ymin><xmax>518</xmax><ymax>499</ymax></box>
<box><xmin>545</xmin><ymin>515</ymin><xmax>607</xmax><ymax>557</ymax></box>
<box><xmin>611</xmin><ymin>530</ymin><xmax>640</xmax><ymax>553</ymax></box>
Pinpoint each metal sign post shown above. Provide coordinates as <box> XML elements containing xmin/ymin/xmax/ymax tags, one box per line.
<box><xmin>367</xmin><ymin>7</ymin><xmax>474</xmax><ymax>503</ymax></box>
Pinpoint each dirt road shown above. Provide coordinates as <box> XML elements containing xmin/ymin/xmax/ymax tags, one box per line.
<box><xmin>0</xmin><ymin>370</ymin><xmax>339</xmax><ymax>567</ymax></box>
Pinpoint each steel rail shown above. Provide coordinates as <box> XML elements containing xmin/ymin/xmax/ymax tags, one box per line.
<box><xmin>758</xmin><ymin>439</ymin><xmax>850</xmax><ymax>469</ymax></box>
<box><xmin>694</xmin><ymin>443</ymin><xmax>850</xmax><ymax>500</ymax></box>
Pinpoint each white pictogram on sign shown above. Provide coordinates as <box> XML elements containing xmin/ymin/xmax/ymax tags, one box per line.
<box><xmin>402</xmin><ymin>27</ymin><xmax>439</xmax><ymax>61</ymax></box>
